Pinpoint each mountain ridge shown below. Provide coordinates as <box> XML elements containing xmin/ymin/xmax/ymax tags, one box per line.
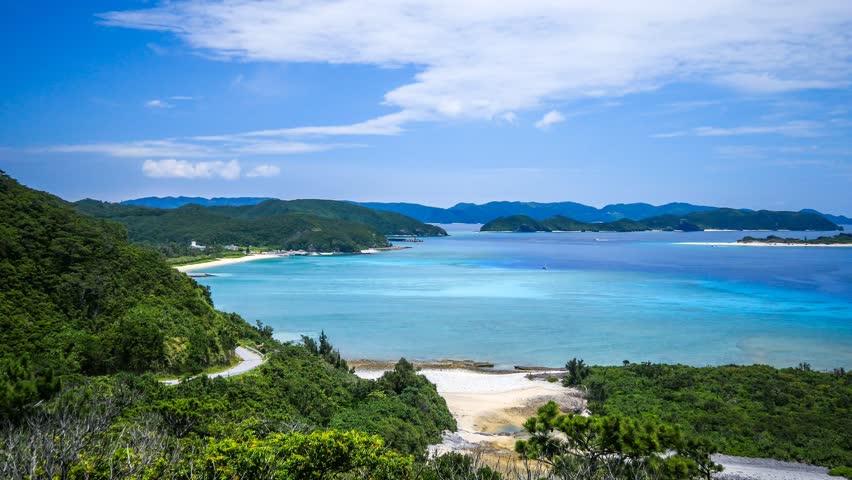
<box><xmin>120</xmin><ymin>197</ymin><xmax>852</xmax><ymax>226</ymax></box>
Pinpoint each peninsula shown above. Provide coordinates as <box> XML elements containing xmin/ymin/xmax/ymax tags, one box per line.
<box><xmin>738</xmin><ymin>233</ymin><xmax>852</xmax><ymax>246</ymax></box>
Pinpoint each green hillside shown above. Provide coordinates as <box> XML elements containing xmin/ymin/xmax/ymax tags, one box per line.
<box><xmin>643</xmin><ymin>208</ymin><xmax>841</xmax><ymax>231</ymax></box>
<box><xmin>0</xmin><ymin>172</ymin><xmax>259</xmax><ymax>387</ymax></box>
<box><xmin>0</xmin><ymin>172</ymin><xmax>458</xmax><ymax>477</ymax></box>
<box><xmin>482</xmin><ymin>208</ymin><xmax>840</xmax><ymax>232</ymax></box>
<box><xmin>75</xmin><ymin>200</ymin><xmax>391</xmax><ymax>253</ymax></box>
<box><xmin>75</xmin><ymin>198</ymin><xmax>446</xmax><ymax>253</ymax></box>
<box><xmin>213</xmin><ymin>199</ymin><xmax>447</xmax><ymax>236</ymax></box>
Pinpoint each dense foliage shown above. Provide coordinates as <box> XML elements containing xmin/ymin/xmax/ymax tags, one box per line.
<box><xmin>481</xmin><ymin>208</ymin><xmax>841</xmax><ymax>232</ymax></box>
<box><xmin>0</xmin><ymin>172</ymin><xmax>259</xmax><ymax>414</ymax></box>
<box><xmin>739</xmin><ymin>233</ymin><xmax>852</xmax><ymax>245</ymax></box>
<box><xmin>0</xmin><ymin>337</ymin><xmax>456</xmax><ymax>479</ymax></box>
<box><xmin>481</xmin><ymin>215</ymin><xmax>661</xmax><ymax>232</ymax></box>
<box><xmin>516</xmin><ymin>402</ymin><xmax>721</xmax><ymax>479</ymax></box>
<box><xmin>582</xmin><ymin>362</ymin><xmax>852</xmax><ymax>467</ymax></box>
<box><xmin>145</xmin><ymin>341</ymin><xmax>455</xmax><ymax>456</ymax></box>
<box><xmin>642</xmin><ymin>208</ymin><xmax>841</xmax><ymax>231</ymax></box>
<box><xmin>74</xmin><ymin>200</ymin><xmax>393</xmax><ymax>253</ymax></box>
<box><xmin>212</xmin><ymin>199</ymin><xmax>447</xmax><ymax>236</ymax></box>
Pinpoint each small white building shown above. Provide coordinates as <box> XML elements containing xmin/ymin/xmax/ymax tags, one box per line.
<box><xmin>190</xmin><ymin>240</ymin><xmax>206</xmax><ymax>250</ymax></box>
<box><xmin>224</xmin><ymin>244</ymin><xmax>241</xmax><ymax>251</ymax></box>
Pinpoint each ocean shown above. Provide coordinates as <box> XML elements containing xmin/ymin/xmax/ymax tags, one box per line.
<box><xmin>195</xmin><ymin>225</ymin><xmax>852</xmax><ymax>370</ymax></box>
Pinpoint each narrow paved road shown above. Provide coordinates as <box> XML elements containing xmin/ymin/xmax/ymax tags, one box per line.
<box><xmin>161</xmin><ymin>346</ymin><xmax>265</xmax><ymax>385</ymax></box>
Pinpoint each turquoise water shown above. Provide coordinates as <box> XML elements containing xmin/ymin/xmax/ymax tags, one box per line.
<box><xmin>196</xmin><ymin>225</ymin><xmax>852</xmax><ymax>370</ymax></box>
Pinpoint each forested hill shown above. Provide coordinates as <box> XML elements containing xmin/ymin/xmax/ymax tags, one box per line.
<box><xmin>481</xmin><ymin>209</ymin><xmax>841</xmax><ymax>232</ymax></box>
<box><xmin>76</xmin><ymin>199</ymin><xmax>445</xmax><ymax>252</ymax></box>
<box><xmin>75</xmin><ymin>200</ymin><xmax>393</xmax><ymax>253</ymax></box>
<box><xmin>209</xmin><ymin>199</ymin><xmax>447</xmax><ymax>237</ymax></box>
<box><xmin>0</xmin><ymin>171</ymin><xmax>259</xmax><ymax>388</ymax></box>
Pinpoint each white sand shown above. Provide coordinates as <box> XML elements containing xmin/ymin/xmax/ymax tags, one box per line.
<box><xmin>356</xmin><ymin>368</ymin><xmax>583</xmax><ymax>451</ymax></box>
<box><xmin>175</xmin><ymin>254</ymin><xmax>276</xmax><ymax>272</ymax></box>
<box><xmin>675</xmin><ymin>242</ymin><xmax>852</xmax><ymax>247</ymax></box>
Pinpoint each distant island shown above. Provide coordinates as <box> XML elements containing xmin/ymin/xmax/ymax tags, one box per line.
<box><xmin>351</xmin><ymin>200</ymin><xmax>852</xmax><ymax>225</ymax></box>
<box><xmin>738</xmin><ymin>233</ymin><xmax>852</xmax><ymax>245</ymax></box>
<box><xmin>481</xmin><ymin>209</ymin><xmax>842</xmax><ymax>232</ymax></box>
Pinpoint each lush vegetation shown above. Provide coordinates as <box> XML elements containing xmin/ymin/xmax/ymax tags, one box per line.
<box><xmin>75</xmin><ymin>197</ymin><xmax>447</xmax><ymax>254</ymax></box>
<box><xmin>578</xmin><ymin>362</ymin><xmax>852</xmax><ymax>468</ymax></box>
<box><xmin>516</xmin><ymin>402</ymin><xmax>720</xmax><ymax>479</ymax></box>
<box><xmin>0</xmin><ymin>172</ymin><xmax>463</xmax><ymax>478</ymax></box>
<box><xmin>75</xmin><ymin>200</ymin><xmax>393</xmax><ymax>253</ymax></box>
<box><xmin>739</xmin><ymin>233</ymin><xmax>852</xmax><ymax>245</ymax></box>
<box><xmin>481</xmin><ymin>208</ymin><xmax>841</xmax><ymax>232</ymax></box>
<box><xmin>0</xmin><ymin>337</ymin><xmax>456</xmax><ymax>479</ymax></box>
<box><xmin>642</xmin><ymin>208</ymin><xmax>841</xmax><ymax>231</ymax></box>
<box><xmin>830</xmin><ymin>466</ymin><xmax>852</xmax><ymax>478</ymax></box>
<box><xmin>481</xmin><ymin>215</ymin><xmax>669</xmax><ymax>232</ymax></box>
<box><xmin>211</xmin><ymin>199</ymin><xmax>447</xmax><ymax>236</ymax></box>
<box><xmin>0</xmin><ymin>172</ymin><xmax>260</xmax><ymax>410</ymax></box>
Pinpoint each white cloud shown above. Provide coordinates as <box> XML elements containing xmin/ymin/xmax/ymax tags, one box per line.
<box><xmin>716</xmin><ymin>73</ymin><xmax>846</xmax><ymax>94</ymax></box>
<box><xmin>145</xmin><ymin>99</ymin><xmax>173</xmax><ymax>108</ymax></box>
<box><xmin>37</xmin><ymin>138</ymin><xmax>354</xmax><ymax>159</ymax></box>
<box><xmin>142</xmin><ymin>159</ymin><xmax>241</xmax><ymax>180</ymax></box>
<box><xmin>100</xmin><ymin>0</ymin><xmax>852</xmax><ymax>126</ymax></box>
<box><xmin>535</xmin><ymin>110</ymin><xmax>565</xmax><ymax>130</ymax></box>
<box><xmin>654</xmin><ymin>121</ymin><xmax>823</xmax><ymax>138</ymax></box>
<box><xmin>38</xmin><ymin>140</ymin><xmax>215</xmax><ymax>158</ymax></box>
<box><xmin>170</xmin><ymin>95</ymin><xmax>195</xmax><ymax>100</ymax></box>
<box><xmin>246</xmin><ymin>164</ymin><xmax>281</xmax><ymax>177</ymax></box>
<box><xmin>499</xmin><ymin>112</ymin><xmax>518</xmax><ymax>124</ymax></box>
<box><xmin>239</xmin><ymin>111</ymin><xmax>415</xmax><ymax>138</ymax></box>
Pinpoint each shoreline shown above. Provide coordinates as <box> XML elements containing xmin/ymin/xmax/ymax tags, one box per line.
<box><xmin>175</xmin><ymin>254</ymin><xmax>274</xmax><ymax>272</ymax></box>
<box><xmin>354</xmin><ymin>365</ymin><xmax>580</xmax><ymax>454</ymax></box>
<box><xmin>175</xmin><ymin>246</ymin><xmax>409</xmax><ymax>272</ymax></box>
<box><xmin>355</xmin><ymin>365</ymin><xmax>834</xmax><ymax>479</ymax></box>
<box><xmin>676</xmin><ymin>241</ymin><xmax>852</xmax><ymax>248</ymax></box>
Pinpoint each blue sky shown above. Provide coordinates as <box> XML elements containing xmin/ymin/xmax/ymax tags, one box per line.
<box><xmin>1</xmin><ymin>1</ymin><xmax>851</xmax><ymax>214</ymax></box>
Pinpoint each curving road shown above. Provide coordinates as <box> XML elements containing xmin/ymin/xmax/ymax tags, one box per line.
<box><xmin>161</xmin><ymin>346</ymin><xmax>265</xmax><ymax>386</ymax></box>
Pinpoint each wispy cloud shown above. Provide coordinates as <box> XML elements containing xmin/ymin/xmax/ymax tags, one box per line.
<box><xmin>239</xmin><ymin>112</ymin><xmax>414</xmax><ymax>138</ymax></box>
<box><xmin>170</xmin><ymin>95</ymin><xmax>195</xmax><ymax>101</ymax></box>
<box><xmin>534</xmin><ymin>110</ymin><xmax>565</xmax><ymax>130</ymax></box>
<box><xmin>145</xmin><ymin>99</ymin><xmax>173</xmax><ymax>108</ymax></box>
<box><xmin>660</xmin><ymin>100</ymin><xmax>721</xmax><ymax>113</ymax></box>
<box><xmin>654</xmin><ymin>121</ymin><xmax>823</xmax><ymax>139</ymax></box>
<box><xmin>246</xmin><ymin>164</ymin><xmax>281</xmax><ymax>177</ymax></box>
<box><xmin>36</xmin><ymin>137</ymin><xmax>355</xmax><ymax>159</ymax></box>
<box><xmin>37</xmin><ymin>140</ymin><xmax>215</xmax><ymax>158</ymax></box>
<box><xmin>716</xmin><ymin>73</ymin><xmax>847</xmax><ymax>94</ymax></box>
<box><xmin>142</xmin><ymin>159</ymin><xmax>241</xmax><ymax>180</ymax></box>
<box><xmin>100</xmin><ymin>0</ymin><xmax>852</xmax><ymax>128</ymax></box>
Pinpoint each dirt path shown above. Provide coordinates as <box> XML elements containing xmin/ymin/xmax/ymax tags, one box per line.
<box><xmin>161</xmin><ymin>346</ymin><xmax>265</xmax><ymax>385</ymax></box>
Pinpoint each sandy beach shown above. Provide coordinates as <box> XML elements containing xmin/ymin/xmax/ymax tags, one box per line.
<box><xmin>175</xmin><ymin>254</ymin><xmax>276</xmax><ymax>272</ymax></box>
<box><xmin>676</xmin><ymin>242</ymin><xmax>852</xmax><ymax>248</ymax></box>
<box><xmin>355</xmin><ymin>367</ymin><xmax>584</xmax><ymax>452</ymax></box>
